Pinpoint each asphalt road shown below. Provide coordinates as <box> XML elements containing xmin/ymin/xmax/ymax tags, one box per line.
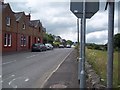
<box><xmin>2</xmin><ymin>48</ymin><xmax>73</xmax><ymax>88</ymax></box>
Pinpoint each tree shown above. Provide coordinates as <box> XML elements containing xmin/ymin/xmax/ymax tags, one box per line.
<box><xmin>66</xmin><ymin>40</ymin><xmax>73</xmax><ymax>45</ymax></box>
<box><xmin>43</xmin><ymin>33</ymin><xmax>54</xmax><ymax>44</ymax></box>
<box><xmin>114</xmin><ymin>33</ymin><xmax>120</xmax><ymax>48</ymax></box>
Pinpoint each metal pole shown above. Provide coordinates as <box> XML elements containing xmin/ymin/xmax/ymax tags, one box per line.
<box><xmin>80</xmin><ymin>0</ymin><xmax>86</xmax><ymax>88</ymax></box>
<box><xmin>78</xmin><ymin>19</ymin><xmax>83</xmax><ymax>81</ymax></box>
<box><xmin>77</xmin><ymin>18</ymin><xmax>80</xmax><ymax>58</ymax></box>
<box><xmin>78</xmin><ymin>19</ymin><xmax>83</xmax><ymax>82</ymax></box>
<box><xmin>77</xmin><ymin>18</ymin><xmax>80</xmax><ymax>81</ymax></box>
<box><xmin>107</xmin><ymin>1</ymin><xmax>114</xmax><ymax>88</ymax></box>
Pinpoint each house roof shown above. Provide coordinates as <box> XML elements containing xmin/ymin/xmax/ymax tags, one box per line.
<box><xmin>14</xmin><ymin>12</ymin><xmax>24</xmax><ymax>21</ymax></box>
<box><xmin>29</xmin><ymin>20</ymin><xmax>42</xmax><ymax>28</ymax></box>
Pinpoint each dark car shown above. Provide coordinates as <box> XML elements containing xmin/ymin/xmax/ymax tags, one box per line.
<box><xmin>31</xmin><ymin>43</ymin><xmax>47</xmax><ymax>52</ymax></box>
<box><xmin>39</xmin><ymin>43</ymin><xmax>47</xmax><ymax>51</ymax></box>
<box><xmin>31</xmin><ymin>43</ymin><xmax>42</xmax><ymax>52</ymax></box>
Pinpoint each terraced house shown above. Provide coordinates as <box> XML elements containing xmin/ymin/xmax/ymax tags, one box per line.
<box><xmin>1</xmin><ymin>2</ymin><xmax>46</xmax><ymax>52</ymax></box>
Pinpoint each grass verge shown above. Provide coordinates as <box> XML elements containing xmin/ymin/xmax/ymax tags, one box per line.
<box><xmin>86</xmin><ymin>49</ymin><xmax>118</xmax><ymax>88</ymax></box>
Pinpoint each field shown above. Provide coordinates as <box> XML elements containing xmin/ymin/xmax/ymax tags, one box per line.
<box><xmin>86</xmin><ymin>49</ymin><xmax>119</xmax><ymax>87</ymax></box>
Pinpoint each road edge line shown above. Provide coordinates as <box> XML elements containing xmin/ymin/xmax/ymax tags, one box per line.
<box><xmin>40</xmin><ymin>49</ymin><xmax>74</xmax><ymax>88</ymax></box>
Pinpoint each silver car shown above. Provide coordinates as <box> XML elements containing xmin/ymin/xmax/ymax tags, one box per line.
<box><xmin>45</xmin><ymin>43</ymin><xmax>53</xmax><ymax>50</ymax></box>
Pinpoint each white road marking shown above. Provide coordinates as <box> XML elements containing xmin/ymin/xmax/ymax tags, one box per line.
<box><xmin>11</xmin><ymin>75</ymin><xmax>15</xmax><ymax>77</ymax></box>
<box><xmin>26</xmin><ymin>55</ymin><xmax>37</xmax><ymax>58</ymax></box>
<box><xmin>9</xmin><ymin>78</ymin><xmax>17</xmax><ymax>88</ymax></box>
<box><xmin>8</xmin><ymin>76</ymin><xmax>29</xmax><ymax>88</ymax></box>
<box><xmin>40</xmin><ymin>49</ymin><xmax>73</xmax><ymax>88</ymax></box>
<box><xmin>9</xmin><ymin>78</ymin><xmax>15</xmax><ymax>85</ymax></box>
<box><xmin>2</xmin><ymin>60</ymin><xmax>16</xmax><ymax>65</ymax></box>
<box><xmin>0</xmin><ymin>75</ymin><xmax>1</xmax><ymax>78</ymax></box>
<box><xmin>25</xmin><ymin>78</ymin><xmax>29</xmax><ymax>82</ymax></box>
<box><xmin>2</xmin><ymin>74</ymin><xmax>15</xmax><ymax>83</ymax></box>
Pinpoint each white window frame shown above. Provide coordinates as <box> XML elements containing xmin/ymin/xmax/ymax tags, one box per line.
<box><xmin>4</xmin><ymin>33</ymin><xmax>12</xmax><ymax>47</ymax></box>
<box><xmin>6</xmin><ymin>17</ymin><xmax>10</xmax><ymax>26</ymax></box>
<box><xmin>4</xmin><ymin>33</ymin><xmax>8</xmax><ymax>46</ymax></box>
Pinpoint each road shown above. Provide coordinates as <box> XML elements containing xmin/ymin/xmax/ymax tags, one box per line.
<box><xmin>2</xmin><ymin>48</ymin><xmax>73</xmax><ymax>88</ymax></box>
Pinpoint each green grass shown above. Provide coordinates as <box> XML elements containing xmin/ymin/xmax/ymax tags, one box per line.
<box><xmin>86</xmin><ymin>49</ymin><xmax>118</xmax><ymax>87</ymax></box>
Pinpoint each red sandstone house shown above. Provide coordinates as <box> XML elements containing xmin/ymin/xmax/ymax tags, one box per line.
<box><xmin>1</xmin><ymin>2</ymin><xmax>46</xmax><ymax>53</ymax></box>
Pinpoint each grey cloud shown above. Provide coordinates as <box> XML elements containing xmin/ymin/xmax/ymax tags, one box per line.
<box><xmin>8</xmin><ymin>2</ymin><xmax>38</xmax><ymax>14</ymax></box>
<box><xmin>86</xmin><ymin>32</ymin><xmax>108</xmax><ymax>44</ymax></box>
<box><xmin>87</xmin><ymin>37</ymin><xmax>107</xmax><ymax>44</ymax></box>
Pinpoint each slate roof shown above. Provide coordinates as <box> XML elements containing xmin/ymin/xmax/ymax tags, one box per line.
<box><xmin>14</xmin><ymin>12</ymin><xmax>24</xmax><ymax>21</ymax></box>
<box><xmin>29</xmin><ymin>20</ymin><xmax>42</xmax><ymax>28</ymax></box>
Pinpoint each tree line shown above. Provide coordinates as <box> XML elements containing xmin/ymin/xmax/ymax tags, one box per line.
<box><xmin>86</xmin><ymin>33</ymin><xmax>120</xmax><ymax>51</ymax></box>
<box><xmin>43</xmin><ymin>33</ymin><xmax>74</xmax><ymax>47</ymax></box>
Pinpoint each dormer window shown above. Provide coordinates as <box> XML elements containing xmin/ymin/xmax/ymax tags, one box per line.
<box><xmin>6</xmin><ymin>17</ymin><xmax>10</xmax><ymax>26</ymax></box>
<box><xmin>23</xmin><ymin>23</ymin><xmax>25</xmax><ymax>29</ymax></box>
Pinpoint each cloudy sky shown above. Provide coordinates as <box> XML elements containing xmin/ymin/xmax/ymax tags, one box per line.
<box><xmin>4</xmin><ymin>0</ymin><xmax>119</xmax><ymax>44</ymax></box>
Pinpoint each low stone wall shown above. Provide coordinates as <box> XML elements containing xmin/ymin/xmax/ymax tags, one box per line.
<box><xmin>85</xmin><ymin>61</ymin><xmax>106</xmax><ymax>89</ymax></box>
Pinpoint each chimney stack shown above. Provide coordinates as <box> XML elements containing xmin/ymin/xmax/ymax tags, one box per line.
<box><xmin>26</xmin><ymin>13</ymin><xmax>31</xmax><ymax>21</ymax></box>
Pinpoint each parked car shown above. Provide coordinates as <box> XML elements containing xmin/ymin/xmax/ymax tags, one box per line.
<box><xmin>31</xmin><ymin>43</ymin><xmax>42</xmax><ymax>52</ymax></box>
<box><xmin>31</xmin><ymin>43</ymin><xmax>47</xmax><ymax>52</ymax></box>
<box><xmin>59</xmin><ymin>44</ymin><xmax>64</xmax><ymax>48</ymax></box>
<box><xmin>45</xmin><ymin>43</ymin><xmax>53</xmax><ymax>50</ymax></box>
<box><xmin>39</xmin><ymin>43</ymin><xmax>47</xmax><ymax>51</ymax></box>
<box><xmin>66</xmin><ymin>44</ymin><xmax>71</xmax><ymax>48</ymax></box>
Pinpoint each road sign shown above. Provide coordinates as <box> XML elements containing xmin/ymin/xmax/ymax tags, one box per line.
<box><xmin>70</xmin><ymin>0</ymin><xmax>99</xmax><ymax>18</ymax></box>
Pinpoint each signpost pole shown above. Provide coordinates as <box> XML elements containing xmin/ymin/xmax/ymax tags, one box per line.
<box><xmin>77</xmin><ymin>18</ymin><xmax>80</xmax><ymax>59</ymax></box>
<box><xmin>80</xmin><ymin>0</ymin><xmax>86</xmax><ymax>88</ymax></box>
<box><xmin>77</xmin><ymin>18</ymin><xmax>80</xmax><ymax>80</ymax></box>
<box><xmin>79</xmin><ymin>18</ymin><xmax>83</xmax><ymax>81</ymax></box>
<box><xmin>107</xmin><ymin>0</ymin><xmax>115</xmax><ymax>88</ymax></box>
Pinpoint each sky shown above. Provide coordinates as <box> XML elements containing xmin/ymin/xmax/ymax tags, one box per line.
<box><xmin>4</xmin><ymin>0</ymin><xmax>120</xmax><ymax>44</ymax></box>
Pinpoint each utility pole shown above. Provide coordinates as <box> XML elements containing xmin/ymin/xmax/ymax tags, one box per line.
<box><xmin>107</xmin><ymin>0</ymin><xmax>115</xmax><ymax>88</ymax></box>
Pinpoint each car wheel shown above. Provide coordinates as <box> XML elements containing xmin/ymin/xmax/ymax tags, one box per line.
<box><xmin>39</xmin><ymin>49</ymin><xmax>42</xmax><ymax>52</ymax></box>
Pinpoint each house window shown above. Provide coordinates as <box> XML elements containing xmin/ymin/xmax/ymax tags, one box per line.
<box><xmin>39</xmin><ymin>27</ymin><xmax>41</xmax><ymax>32</ymax></box>
<box><xmin>23</xmin><ymin>36</ymin><xmax>26</xmax><ymax>46</ymax></box>
<box><xmin>4</xmin><ymin>33</ymin><xmax>11</xmax><ymax>47</ymax></box>
<box><xmin>6</xmin><ymin>17</ymin><xmax>10</xmax><ymax>26</ymax></box>
<box><xmin>23</xmin><ymin>23</ymin><xmax>25</xmax><ymax>29</ymax></box>
<box><xmin>38</xmin><ymin>38</ymin><xmax>40</xmax><ymax>43</ymax></box>
<box><xmin>4</xmin><ymin>33</ymin><xmax>8</xmax><ymax>46</ymax></box>
<box><xmin>21</xmin><ymin>35</ymin><xmax>24</xmax><ymax>46</ymax></box>
<box><xmin>8</xmin><ymin>34</ymin><xmax>11</xmax><ymax>46</ymax></box>
<box><xmin>21</xmin><ymin>35</ymin><xmax>26</xmax><ymax>47</ymax></box>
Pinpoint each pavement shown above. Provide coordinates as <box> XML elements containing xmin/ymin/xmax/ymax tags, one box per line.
<box><xmin>43</xmin><ymin>49</ymin><xmax>79</xmax><ymax>88</ymax></box>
